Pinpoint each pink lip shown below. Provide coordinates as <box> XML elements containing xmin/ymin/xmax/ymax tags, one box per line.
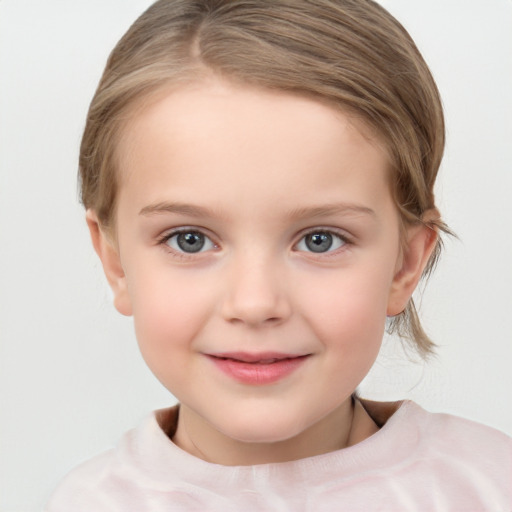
<box><xmin>206</xmin><ymin>352</ymin><xmax>310</xmax><ymax>385</ymax></box>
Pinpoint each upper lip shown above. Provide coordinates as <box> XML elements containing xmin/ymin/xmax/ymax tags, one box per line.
<box><xmin>206</xmin><ymin>352</ymin><xmax>310</xmax><ymax>363</ymax></box>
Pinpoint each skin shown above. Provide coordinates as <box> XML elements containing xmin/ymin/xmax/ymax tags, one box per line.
<box><xmin>88</xmin><ymin>78</ymin><xmax>437</xmax><ymax>466</ymax></box>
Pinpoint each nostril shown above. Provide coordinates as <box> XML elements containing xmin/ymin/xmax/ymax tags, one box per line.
<box><xmin>220</xmin><ymin>273</ymin><xmax>292</xmax><ymax>326</ymax></box>
<box><xmin>227</xmin><ymin>315</ymin><xmax>284</xmax><ymax>326</ymax></box>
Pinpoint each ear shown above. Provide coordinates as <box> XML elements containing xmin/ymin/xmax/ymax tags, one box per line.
<box><xmin>86</xmin><ymin>209</ymin><xmax>133</xmax><ymax>316</ymax></box>
<box><xmin>387</xmin><ymin>211</ymin><xmax>439</xmax><ymax>317</ymax></box>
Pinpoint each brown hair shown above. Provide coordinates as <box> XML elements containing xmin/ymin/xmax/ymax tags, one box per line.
<box><xmin>80</xmin><ymin>0</ymin><xmax>449</xmax><ymax>357</ymax></box>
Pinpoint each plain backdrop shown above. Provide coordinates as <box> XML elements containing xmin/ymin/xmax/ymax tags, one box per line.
<box><xmin>1</xmin><ymin>1</ymin><xmax>511</xmax><ymax>510</ymax></box>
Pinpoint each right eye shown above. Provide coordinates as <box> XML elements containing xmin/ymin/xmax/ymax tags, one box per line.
<box><xmin>164</xmin><ymin>230</ymin><xmax>216</xmax><ymax>254</ymax></box>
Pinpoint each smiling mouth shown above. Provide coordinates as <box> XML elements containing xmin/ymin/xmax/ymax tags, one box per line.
<box><xmin>206</xmin><ymin>352</ymin><xmax>311</xmax><ymax>384</ymax></box>
<box><xmin>208</xmin><ymin>352</ymin><xmax>310</xmax><ymax>363</ymax></box>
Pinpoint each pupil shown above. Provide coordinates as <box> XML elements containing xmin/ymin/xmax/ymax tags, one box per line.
<box><xmin>177</xmin><ymin>232</ymin><xmax>205</xmax><ymax>253</ymax></box>
<box><xmin>306</xmin><ymin>232</ymin><xmax>332</xmax><ymax>253</ymax></box>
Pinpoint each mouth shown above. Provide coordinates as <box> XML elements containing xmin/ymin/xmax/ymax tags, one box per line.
<box><xmin>209</xmin><ymin>352</ymin><xmax>308</xmax><ymax>363</ymax></box>
<box><xmin>205</xmin><ymin>352</ymin><xmax>311</xmax><ymax>384</ymax></box>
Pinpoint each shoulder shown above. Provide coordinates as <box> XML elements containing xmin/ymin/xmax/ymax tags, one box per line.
<box><xmin>403</xmin><ymin>401</ymin><xmax>512</xmax><ymax>460</ymax></box>
<box><xmin>396</xmin><ymin>401</ymin><xmax>512</xmax><ymax>504</ymax></box>
<box><xmin>363</xmin><ymin>398</ymin><xmax>512</xmax><ymax>455</ymax></box>
<box><xmin>44</xmin><ymin>407</ymin><xmax>180</xmax><ymax>512</ymax></box>
<box><xmin>361</xmin><ymin>397</ymin><xmax>512</xmax><ymax>471</ymax></box>
<box><xmin>357</xmin><ymin>399</ymin><xmax>512</xmax><ymax>509</ymax></box>
<box><xmin>44</xmin><ymin>449</ymin><xmax>117</xmax><ymax>511</ymax></box>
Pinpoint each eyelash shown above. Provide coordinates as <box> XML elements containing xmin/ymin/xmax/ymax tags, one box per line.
<box><xmin>157</xmin><ymin>228</ymin><xmax>218</xmax><ymax>260</ymax></box>
<box><xmin>156</xmin><ymin>227</ymin><xmax>352</xmax><ymax>259</ymax></box>
<box><xmin>295</xmin><ymin>228</ymin><xmax>352</xmax><ymax>256</ymax></box>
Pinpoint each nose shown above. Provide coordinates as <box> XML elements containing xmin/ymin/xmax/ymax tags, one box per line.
<box><xmin>220</xmin><ymin>253</ymin><xmax>292</xmax><ymax>327</ymax></box>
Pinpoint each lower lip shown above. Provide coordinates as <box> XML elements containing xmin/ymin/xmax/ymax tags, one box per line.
<box><xmin>208</xmin><ymin>355</ymin><xmax>309</xmax><ymax>385</ymax></box>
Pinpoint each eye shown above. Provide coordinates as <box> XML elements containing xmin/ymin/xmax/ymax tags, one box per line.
<box><xmin>296</xmin><ymin>230</ymin><xmax>346</xmax><ymax>253</ymax></box>
<box><xmin>164</xmin><ymin>230</ymin><xmax>215</xmax><ymax>254</ymax></box>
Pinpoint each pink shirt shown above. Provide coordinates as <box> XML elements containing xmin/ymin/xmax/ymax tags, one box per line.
<box><xmin>46</xmin><ymin>401</ymin><xmax>512</xmax><ymax>511</ymax></box>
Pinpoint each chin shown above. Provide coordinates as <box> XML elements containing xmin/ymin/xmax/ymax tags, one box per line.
<box><xmin>217</xmin><ymin>412</ymin><xmax>310</xmax><ymax>445</ymax></box>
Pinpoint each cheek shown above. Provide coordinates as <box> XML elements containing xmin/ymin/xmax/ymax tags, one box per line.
<box><xmin>127</xmin><ymin>268</ymin><xmax>214</xmax><ymax>370</ymax></box>
<box><xmin>299</xmin><ymin>265</ymin><xmax>393</xmax><ymax>352</ymax></box>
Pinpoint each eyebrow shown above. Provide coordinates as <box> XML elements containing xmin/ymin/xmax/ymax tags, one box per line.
<box><xmin>139</xmin><ymin>202</ymin><xmax>217</xmax><ymax>218</ymax></box>
<box><xmin>286</xmin><ymin>203</ymin><xmax>376</xmax><ymax>220</ymax></box>
<box><xmin>139</xmin><ymin>201</ymin><xmax>376</xmax><ymax>220</ymax></box>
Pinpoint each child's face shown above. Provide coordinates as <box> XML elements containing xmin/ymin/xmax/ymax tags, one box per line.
<box><xmin>91</xmin><ymin>78</ymin><xmax>430</xmax><ymax>457</ymax></box>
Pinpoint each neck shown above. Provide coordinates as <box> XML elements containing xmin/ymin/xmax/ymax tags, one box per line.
<box><xmin>172</xmin><ymin>397</ymin><xmax>378</xmax><ymax>466</ymax></box>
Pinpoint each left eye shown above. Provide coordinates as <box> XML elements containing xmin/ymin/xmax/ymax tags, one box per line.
<box><xmin>165</xmin><ymin>230</ymin><xmax>215</xmax><ymax>254</ymax></box>
<box><xmin>296</xmin><ymin>231</ymin><xmax>346</xmax><ymax>253</ymax></box>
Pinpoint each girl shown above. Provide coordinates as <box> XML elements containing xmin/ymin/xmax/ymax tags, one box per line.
<box><xmin>46</xmin><ymin>0</ymin><xmax>511</xmax><ymax>510</ymax></box>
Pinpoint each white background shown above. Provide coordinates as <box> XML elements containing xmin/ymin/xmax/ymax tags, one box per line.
<box><xmin>1</xmin><ymin>1</ymin><xmax>511</xmax><ymax>510</ymax></box>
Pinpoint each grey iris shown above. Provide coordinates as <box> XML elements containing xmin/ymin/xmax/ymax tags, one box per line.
<box><xmin>177</xmin><ymin>232</ymin><xmax>205</xmax><ymax>253</ymax></box>
<box><xmin>305</xmin><ymin>232</ymin><xmax>333</xmax><ymax>253</ymax></box>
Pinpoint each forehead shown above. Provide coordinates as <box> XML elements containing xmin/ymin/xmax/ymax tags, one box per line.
<box><xmin>119</xmin><ymin>79</ymin><xmax>389</xmax><ymax>162</ymax></box>
<box><xmin>115</xmin><ymin>79</ymin><xmax>394</xmax><ymax>220</ymax></box>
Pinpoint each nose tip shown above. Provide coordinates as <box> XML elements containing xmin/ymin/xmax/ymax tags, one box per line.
<box><xmin>220</xmin><ymin>264</ymin><xmax>291</xmax><ymax>327</ymax></box>
<box><xmin>226</xmin><ymin>306</ymin><xmax>286</xmax><ymax>327</ymax></box>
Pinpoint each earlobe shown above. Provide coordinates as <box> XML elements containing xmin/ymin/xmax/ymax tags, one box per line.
<box><xmin>387</xmin><ymin>214</ymin><xmax>439</xmax><ymax>317</ymax></box>
<box><xmin>86</xmin><ymin>210</ymin><xmax>133</xmax><ymax>316</ymax></box>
